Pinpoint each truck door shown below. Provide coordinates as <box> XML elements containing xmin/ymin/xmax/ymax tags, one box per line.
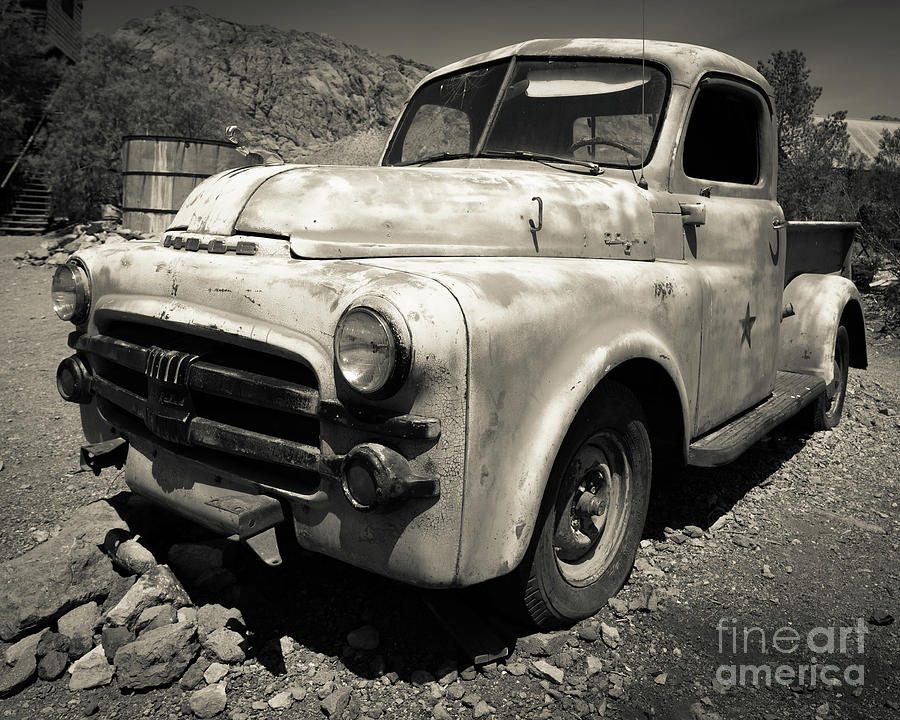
<box><xmin>670</xmin><ymin>76</ymin><xmax>785</xmax><ymax>436</ymax></box>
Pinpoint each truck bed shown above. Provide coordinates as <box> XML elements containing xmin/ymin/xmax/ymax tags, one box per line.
<box><xmin>784</xmin><ymin>221</ymin><xmax>859</xmax><ymax>286</ymax></box>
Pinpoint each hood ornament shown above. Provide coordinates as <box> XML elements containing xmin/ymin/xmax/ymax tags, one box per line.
<box><xmin>226</xmin><ymin>125</ymin><xmax>284</xmax><ymax>166</ymax></box>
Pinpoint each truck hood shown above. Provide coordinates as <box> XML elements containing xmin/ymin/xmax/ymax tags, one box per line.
<box><xmin>171</xmin><ymin>163</ymin><xmax>655</xmax><ymax>260</ymax></box>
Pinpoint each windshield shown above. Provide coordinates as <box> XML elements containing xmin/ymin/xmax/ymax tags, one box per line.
<box><xmin>384</xmin><ymin>58</ymin><xmax>669</xmax><ymax>169</ymax></box>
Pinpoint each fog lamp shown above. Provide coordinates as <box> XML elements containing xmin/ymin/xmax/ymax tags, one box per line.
<box><xmin>340</xmin><ymin>443</ymin><xmax>439</xmax><ymax>512</ymax></box>
<box><xmin>343</xmin><ymin>461</ymin><xmax>379</xmax><ymax>510</ymax></box>
<box><xmin>56</xmin><ymin>355</ymin><xmax>92</xmax><ymax>403</ymax></box>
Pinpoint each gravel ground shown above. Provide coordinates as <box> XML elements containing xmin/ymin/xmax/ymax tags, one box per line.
<box><xmin>0</xmin><ymin>236</ymin><xmax>898</xmax><ymax>720</ymax></box>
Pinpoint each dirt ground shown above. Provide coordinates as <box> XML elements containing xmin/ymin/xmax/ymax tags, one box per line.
<box><xmin>0</xmin><ymin>235</ymin><xmax>898</xmax><ymax>720</ymax></box>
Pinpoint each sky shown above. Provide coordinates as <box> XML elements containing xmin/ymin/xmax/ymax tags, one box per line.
<box><xmin>82</xmin><ymin>0</ymin><xmax>900</xmax><ymax>119</ymax></box>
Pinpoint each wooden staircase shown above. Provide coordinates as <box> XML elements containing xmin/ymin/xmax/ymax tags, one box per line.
<box><xmin>0</xmin><ymin>176</ymin><xmax>51</xmax><ymax>235</ymax></box>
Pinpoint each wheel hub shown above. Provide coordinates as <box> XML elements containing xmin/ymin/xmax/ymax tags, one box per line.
<box><xmin>552</xmin><ymin>432</ymin><xmax>630</xmax><ymax>581</ymax></box>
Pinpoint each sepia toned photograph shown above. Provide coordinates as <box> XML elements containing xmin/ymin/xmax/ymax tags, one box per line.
<box><xmin>0</xmin><ymin>0</ymin><xmax>897</xmax><ymax>718</ymax></box>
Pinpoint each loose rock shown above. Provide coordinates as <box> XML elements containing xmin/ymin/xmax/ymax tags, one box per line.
<box><xmin>347</xmin><ymin>624</ymin><xmax>379</xmax><ymax>651</ymax></box>
<box><xmin>268</xmin><ymin>690</ymin><xmax>294</xmax><ymax>709</ymax></box>
<box><xmin>601</xmin><ymin>622</ymin><xmax>620</xmax><ymax>649</ymax></box>
<box><xmin>37</xmin><ymin>650</ymin><xmax>69</xmax><ymax>680</ymax></box>
<box><xmin>203</xmin><ymin>627</ymin><xmax>246</xmax><ymax>664</ymax></box>
<box><xmin>321</xmin><ymin>687</ymin><xmax>351</xmax><ymax>717</ymax></box>
<box><xmin>68</xmin><ymin>645</ymin><xmax>115</xmax><ymax>691</ymax></box>
<box><xmin>517</xmin><ymin>631</ymin><xmax>569</xmax><ymax>657</ymax></box>
<box><xmin>109</xmin><ymin>537</ymin><xmax>157</xmax><ymax>576</ymax></box>
<box><xmin>104</xmin><ymin>565</ymin><xmax>191</xmax><ymax>629</ymax></box>
<box><xmin>36</xmin><ymin>631</ymin><xmax>68</xmax><ymax>658</ymax></box>
<box><xmin>197</xmin><ymin>604</ymin><xmax>244</xmax><ymax>642</ymax></box>
<box><xmin>506</xmin><ymin>662</ymin><xmax>527</xmax><ymax>676</ymax></box>
<box><xmin>135</xmin><ymin>604</ymin><xmax>176</xmax><ymax>634</ymax></box>
<box><xmin>181</xmin><ymin>657</ymin><xmax>212</xmax><ymax>690</ymax></box>
<box><xmin>58</xmin><ymin>602</ymin><xmax>100</xmax><ymax>643</ymax></box>
<box><xmin>532</xmin><ymin>659</ymin><xmax>564</xmax><ymax>685</ymax></box>
<box><xmin>168</xmin><ymin>543</ymin><xmax>226</xmax><ymax>584</ymax></box>
<box><xmin>114</xmin><ymin>615</ymin><xmax>199</xmax><ymax>689</ymax></box>
<box><xmin>0</xmin><ymin>629</ymin><xmax>45</xmax><ymax>697</ymax></box>
<box><xmin>101</xmin><ymin>625</ymin><xmax>134</xmax><ymax>662</ymax></box>
<box><xmin>205</xmin><ymin>662</ymin><xmax>230</xmax><ymax>684</ymax></box>
<box><xmin>190</xmin><ymin>682</ymin><xmax>227</xmax><ymax>718</ymax></box>
<box><xmin>411</xmin><ymin>669</ymin><xmax>435</xmax><ymax>685</ymax></box>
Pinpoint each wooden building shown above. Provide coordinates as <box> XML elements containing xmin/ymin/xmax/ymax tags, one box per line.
<box><xmin>20</xmin><ymin>0</ymin><xmax>84</xmax><ymax>63</ymax></box>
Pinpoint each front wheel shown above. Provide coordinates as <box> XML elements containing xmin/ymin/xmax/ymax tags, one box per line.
<box><xmin>511</xmin><ymin>381</ymin><xmax>652</xmax><ymax>628</ymax></box>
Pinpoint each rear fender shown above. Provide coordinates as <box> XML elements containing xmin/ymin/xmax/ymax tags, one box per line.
<box><xmin>779</xmin><ymin>273</ymin><xmax>867</xmax><ymax>384</ymax></box>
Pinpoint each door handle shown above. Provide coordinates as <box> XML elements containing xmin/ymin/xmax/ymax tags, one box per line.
<box><xmin>679</xmin><ymin>202</ymin><xmax>706</xmax><ymax>226</ymax></box>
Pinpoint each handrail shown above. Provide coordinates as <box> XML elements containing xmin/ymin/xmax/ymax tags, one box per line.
<box><xmin>1</xmin><ymin>114</ymin><xmax>45</xmax><ymax>190</ymax></box>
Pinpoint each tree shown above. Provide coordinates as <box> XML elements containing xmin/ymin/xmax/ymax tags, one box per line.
<box><xmin>875</xmin><ymin>128</ymin><xmax>900</xmax><ymax>171</ymax></box>
<box><xmin>0</xmin><ymin>0</ymin><xmax>61</xmax><ymax>157</ymax></box>
<box><xmin>756</xmin><ymin>49</ymin><xmax>851</xmax><ymax>220</ymax></box>
<box><xmin>28</xmin><ymin>35</ymin><xmax>248</xmax><ymax>220</ymax></box>
<box><xmin>756</xmin><ymin>50</ymin><xmax>821</xmax><ymax>160</ymax></box>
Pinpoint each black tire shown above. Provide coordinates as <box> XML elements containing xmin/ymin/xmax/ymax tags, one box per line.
<box><xmin>801</xmin><ymin>325</ymin><xmax>850</xmax><ymax>431</ymax></box>
<box><xmin>509</xmin><ymin>381</ymin><xmax>652</xmax><ymax>629</ymax></box>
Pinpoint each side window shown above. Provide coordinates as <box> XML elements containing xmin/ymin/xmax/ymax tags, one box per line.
<box><xmin>400</xmin><ymin>105</ymin><xmax>471</xmax><ymax>164</ymax></box>
<box><xmin>683</xmin><ymin>83</ymin><xmax>761</xmax><ymax>184</ymax></box>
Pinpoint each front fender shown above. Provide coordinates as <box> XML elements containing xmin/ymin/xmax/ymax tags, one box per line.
<box><xmin>779</xmin><ymin>273</ymin><xmax>867</xmax><ymax>384</ymax></box>
<box><xmin>383</xmin><ymin>258</ymin><xmax>702</xmax><ymax>584</ymax></box>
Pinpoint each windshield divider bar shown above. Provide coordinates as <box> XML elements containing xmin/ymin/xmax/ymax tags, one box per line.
<box><xmin>473</xmin><ymin>57</ymin><xmax>517</xmax><ymax>157</ymax></box>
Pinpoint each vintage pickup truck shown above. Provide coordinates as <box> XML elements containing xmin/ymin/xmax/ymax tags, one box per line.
<box><xmin>52</xmin><ymin>39</ymin><xmax>866</xmax><ymax>628</ymax></box>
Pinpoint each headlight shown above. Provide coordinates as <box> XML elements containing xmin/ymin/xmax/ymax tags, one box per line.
<box><xmin>335</xmin><ymin>302</ymin><xmax>411</xmax><ymax>396</ymax></box>
<box><xmin>51</xmin><ymin>262</ymin><xmax>91</xmax><ymax>322</ymax></box>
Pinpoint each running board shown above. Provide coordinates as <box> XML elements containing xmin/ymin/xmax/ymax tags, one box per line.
<box><xmin>688</xmin><ymin>371</ymin><xmax>826</xmax><ymax>467</ymax></box>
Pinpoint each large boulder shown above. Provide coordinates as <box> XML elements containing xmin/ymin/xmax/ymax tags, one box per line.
<box><xmin>114</xmin><ymin>614</ymin><xmax>198</xmax><ymax>689</ymax></box>
<box><xmin>103</xmin><ymin>566</ymin><xmax>191</xmax><ymax>629</ymax></box>
<box><xmin>0</xmin><ymin>501</ymin><xmax>127</xmax><ymax>641</ymax></box>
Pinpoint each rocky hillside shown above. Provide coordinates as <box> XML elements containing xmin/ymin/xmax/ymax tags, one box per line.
<box><xmin>113</xmin><ymin>6</ymin><xmax>432</xmax><ymax>164</ymax></box>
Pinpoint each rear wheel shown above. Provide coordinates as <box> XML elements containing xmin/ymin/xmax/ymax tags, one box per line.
<box><xmin>802</xmin><ymin>325</ymin><xmax>850</xmax><ymax>431</ymax></box>
<box><xmin>511</xmin><ymin>381</ymin><xmax>652</xmax><ymax>628</ymax></box>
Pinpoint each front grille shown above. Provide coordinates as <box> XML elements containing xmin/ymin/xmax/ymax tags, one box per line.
<box><xmin>76</xmin><ymin>320</ymin><xmax>322</xmax><ymax>474</ymax></box>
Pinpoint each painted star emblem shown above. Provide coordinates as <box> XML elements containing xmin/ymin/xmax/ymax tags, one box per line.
<box><xmin>740</xmin><ymin>302</ymin><xmax>757</xmax><ymax>348</ymax></box>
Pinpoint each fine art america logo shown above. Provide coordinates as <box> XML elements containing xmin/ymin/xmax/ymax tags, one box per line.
<box><xmin>716</xmin><ymin>618</ymin><xmax>868</xmax><ymax>688</ymax></box>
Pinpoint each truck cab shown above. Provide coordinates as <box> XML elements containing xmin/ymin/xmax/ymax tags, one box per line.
<box><xmin>52</xmin><ymin>39</ymin><xmax>866</xmax><ymax>628</ymax></box>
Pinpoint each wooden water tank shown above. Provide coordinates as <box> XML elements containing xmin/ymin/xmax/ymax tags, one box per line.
<box><xmin>121</xmin><ymin>136</ymin><xmax>252</xmax><ymax>234</ymax></box>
